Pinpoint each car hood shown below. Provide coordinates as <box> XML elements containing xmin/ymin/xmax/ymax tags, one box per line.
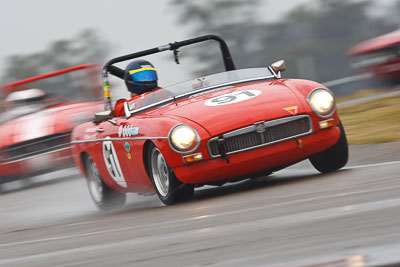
<box><xmin>155</xmin><ymin>80</ymin><xmax>306</xmax><ymax>136</ymax></box>
<box><xmin>0</xmin><ymin>101</ymin><xmax>102</xmax><ymax>147</ymax></box>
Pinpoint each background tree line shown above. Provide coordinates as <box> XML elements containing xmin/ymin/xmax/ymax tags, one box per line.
<box><xmin>1</xmin><ymin>29</ymin><xmax>109</xmax><ymax>84</ymax></box>
<box><xmin>171</xmin><ymin>0</ymin><xmax>400</xmax><ymax>94</ymax></box>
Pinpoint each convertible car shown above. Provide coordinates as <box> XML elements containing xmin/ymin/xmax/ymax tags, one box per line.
<box><xmin>0</xmin><ymin>64</ymin><xmax>103</xmax><ymax>184</ymax></box>
<box><xmin>71</xmin><ymin>35</ymin><xmax>348</xmax><ymax>208</ymax></box>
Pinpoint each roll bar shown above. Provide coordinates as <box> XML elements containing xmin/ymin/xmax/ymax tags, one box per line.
<box><xmin>102</xmin><ymin>35</ymin><xmax>236</xmax><ymax>110</ymax></box>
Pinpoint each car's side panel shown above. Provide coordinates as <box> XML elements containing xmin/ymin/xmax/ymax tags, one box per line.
<box><xmin>72</xmin><ymin>115</ymin><xmax>205</xmax><ymax>194</ymax></box>
<box><xmin>0</xmin><ymin>148</ymin><xmax>72</xmax><ymax>183</ymax></box>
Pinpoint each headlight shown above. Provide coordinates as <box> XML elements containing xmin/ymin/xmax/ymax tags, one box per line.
<box><xmin>168</xmin><ymin>124</ymin><xmax>200</xmax><ymax>154</ymax></box>
<box><xmin>307</xmin><ymin>88</ymin><xmax>335</xmax><ymax>118</ymax></box>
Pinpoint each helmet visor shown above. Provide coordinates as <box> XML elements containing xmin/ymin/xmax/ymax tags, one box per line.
<box><xmin>129</xmin><ymin>68</ymin><xmax>157</xmax><ymax>82</ymax></box>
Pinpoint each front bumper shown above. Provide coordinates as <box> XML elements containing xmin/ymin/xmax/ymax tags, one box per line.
<box><xmin>174</xmin><ymin>125</ymin><xmax>340</xmax><ymax>184</ymax></box>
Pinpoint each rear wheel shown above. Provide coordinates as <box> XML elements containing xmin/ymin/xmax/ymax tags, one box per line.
<box><xmin>148</xmin><ymin>144</ymin><xmax>194</xmax><ymax>205</ymax></box>
<box><xmin>309</xmin><ymin>122</ymin><xmax>349</xmax><ymax>173</ymax></box>
<box><xmin>85</xmin><ymin>155</ymin><xmax>126</xmax><ymax>210</ymax></box>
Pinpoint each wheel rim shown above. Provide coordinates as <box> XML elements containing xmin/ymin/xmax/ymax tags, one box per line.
<box><xmin>150</xmin><ymin>147</ymin><xmax>169</xmax><ymax>197</ymax></box>
<box><xmin>87</xmin><ymin>159</ymin><xmax>104</xmax><ymax>203</ymax></box>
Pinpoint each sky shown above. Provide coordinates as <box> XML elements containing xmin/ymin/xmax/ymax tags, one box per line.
<box><xmin>0</xmin><ymin>0</ymin><xmax>312</xmax><ymax>87</ymax></box>
<box><xmin>1</xmin><ymin>0</ymin><xmax>394</xmax><ymax>92</ymax></box>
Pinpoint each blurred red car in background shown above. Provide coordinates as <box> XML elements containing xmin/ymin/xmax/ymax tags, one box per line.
<box><xmin>348</xmin><ymin>30</ymin><xmax>400</xmax><ymax>82</ymax></box>
<box><xmin>0</xmin><ymin>64</ymin><xmax>103</xmax><ymax>184</ymax></box>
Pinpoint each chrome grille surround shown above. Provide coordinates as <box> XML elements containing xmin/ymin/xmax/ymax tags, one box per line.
<box><xmin>207</xmin><ymin>115</ymin><xmax>313</xmax><ymax>158</ymax></box>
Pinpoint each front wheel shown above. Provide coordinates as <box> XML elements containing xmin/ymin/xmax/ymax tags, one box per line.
<box><xmin>309</xmin><ymin>122</ymin><xmax>349</xmax><ymax>173</ymax></box>
<box><xmin>148</xmin><ymin>144</ymin><xmax>194</xmax><ymax>205</ymax></box>
<box><xmin>85</xmin><ymin>155</ymin><xmax>126</xmax><ymax>210</ymax></box>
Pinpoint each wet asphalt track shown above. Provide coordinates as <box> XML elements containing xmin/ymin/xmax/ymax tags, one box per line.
<box><xmin>0</xmin><ymin>142</ymin><xmax>399</xmax><ymax>267</ymax></box>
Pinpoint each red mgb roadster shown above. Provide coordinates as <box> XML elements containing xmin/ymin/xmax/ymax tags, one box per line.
<box><xmin>0</xmin><ymin>64</ymin><xmax>103</xmax><ymax>184</ymax></box>
<box><xmin>71</xmin><ymin>35</ymin><xmax>348</xmax><ymax>208</ymax></box>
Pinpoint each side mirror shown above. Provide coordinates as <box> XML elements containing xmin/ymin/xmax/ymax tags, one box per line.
<box><xmin>94</xmin><ymin>110</ymin><xmax>112</xmax><ymax>124</ymax></box>
<box><xmin>271</xmin><ymin>60</ymin><xmax>286</xmax><ymax>73</ymax></box>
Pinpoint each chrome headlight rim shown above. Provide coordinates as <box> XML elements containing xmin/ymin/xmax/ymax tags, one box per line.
<box><xmin>168</xmin><ymin>124</ymin><xmax>201</xmax><ymax>155</ymax></box>
<box><xmin>307</xmin><ymin>88</ymin><xmax>336</xmax><ymax>118</ymax></box>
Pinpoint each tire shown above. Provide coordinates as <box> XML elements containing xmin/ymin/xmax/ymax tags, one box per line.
<box><xmin>85</xmin><ymin>155</ymin><xmax>126</xmax><ymax>210</ymax></box>
<box><xmin>148</xmin><ymin>143</ymin><xmax>194</xmax><ymax>205</ymax></box>
<box><xmin>309</xmin><ymin>122</ymin><xmax>349</xmax><ymax>173</ymax></box>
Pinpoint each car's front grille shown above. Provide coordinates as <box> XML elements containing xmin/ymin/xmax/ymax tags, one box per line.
<box><xmin>207</xmin><ymin>115</ymin><xmax>312</xmax><ymax>158</ymax></box>
<box><xmin>1</xmin><ymin>131</ymin><xmax>72</xmax><ymax>163</ymax></box>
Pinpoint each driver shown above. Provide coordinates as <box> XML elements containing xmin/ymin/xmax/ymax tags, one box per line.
<box><xmin>0</xmin><ymin>88</ymin><xmax>49</xmax><ymax>124</ymax></box>
<box><xmin>114</xmin><ymin>59</ymin><xmax>159</xmax><ymax>117</ymax></box>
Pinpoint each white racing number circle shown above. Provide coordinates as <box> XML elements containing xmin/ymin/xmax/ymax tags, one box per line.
<box><xmin>103</xmin><ymin>136</ymin><xmax>127</xmax><ymax>188</ymax></box>
<box><xmin>205</xmin><ymin>90</ymin><xmax>261</xmax><ymax>106</ymax></box>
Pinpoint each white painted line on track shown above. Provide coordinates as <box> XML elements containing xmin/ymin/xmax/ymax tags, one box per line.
<box><xmin>277</xmin><ymin>160</ymin><xmax>400</xmax><ymax>175</ymax></box>
<box><xmin>1</xmin><ymin>197</ymin><xmax>400</xmax><ymax>265</ymax></box>
<box><xmin>337</xmin><ymin>89</ymin><xmax>400</xmax><ymax>108</ymax></box>
<box><xmin>345</xmin><ymin>160</ymin><xmax>400</xmax><ymax>170</ymax></box>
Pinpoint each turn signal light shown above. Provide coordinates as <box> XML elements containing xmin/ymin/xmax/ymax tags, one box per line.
<box><xmin>319</xmin><ymin>118</ymin><xmax>335</xmax><ymax>129</ymax></box>
<box><xmin>183</xmin><ymin>153</ymin><xmax>203</xmax><ymax>164</ymax></box>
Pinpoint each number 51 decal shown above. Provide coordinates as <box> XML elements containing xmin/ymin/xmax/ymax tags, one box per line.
<box><xmin>103</xmin><ymin>136</ymin><xmax>127</xmax><ymax>188</ymax></box>
<box><xmin>205</xmin><ymin>90</ymin><xmax>261</xmax><ymax>106</ymax></box>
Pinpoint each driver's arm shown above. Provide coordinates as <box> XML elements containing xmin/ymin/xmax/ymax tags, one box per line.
<box><xmin>113</xmin><ymin>99</ymin><xmax>127</xmax><ymax>117</ymax></box>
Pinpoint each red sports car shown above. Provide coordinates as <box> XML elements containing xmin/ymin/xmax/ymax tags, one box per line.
<box><xmin>0</xmin><ymin>64</ymin><xmax>103</xmax><ymax>184</ymax></box>
<box><xmin>71</xmin><ymin>35</ymin><xmax>348</xmax><ymax>208</ymax></box>
<box><xmin>348</xmin><ymin>30</ymin><xmax>400</xmax><ymax>81</ymax></box>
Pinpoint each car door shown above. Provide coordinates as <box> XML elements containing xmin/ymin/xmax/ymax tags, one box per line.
<box><xmin>93</xmin><ymin>115</ymin><xmax>153</xmax><ymax>192</ymax></box>
<box><xmin>93</xmin><ymin>118</ymin><xmax>130</xmax><ymax>188</ymax></box>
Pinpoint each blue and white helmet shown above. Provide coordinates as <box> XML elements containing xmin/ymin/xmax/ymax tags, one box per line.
<box><xmin>124</xmin><ymin>59</ymin><xmax>158</xmax><ymax>94</ymax></box>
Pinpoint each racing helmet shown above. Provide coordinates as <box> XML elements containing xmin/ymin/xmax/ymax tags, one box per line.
<box><xmin>124</xmin><ymin>59</ymin><xmax>158</xmax><ymax>94</ymax></box>
<box><xmin>5</xmin><ymin>88</ymin><xmax>48</xmax><ymax>103</ymax></box>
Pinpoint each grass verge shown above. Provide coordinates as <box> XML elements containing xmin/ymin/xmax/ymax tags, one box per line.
<box><xmin>338</xmin><ymin>93</ymin><xmax>400</xmax><ymax>145</ymax></box>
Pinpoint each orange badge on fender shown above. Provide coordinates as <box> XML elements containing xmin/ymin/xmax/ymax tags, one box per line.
<box><xmin>283</xmin><ymin>106</ymin><xmax>298</xmax><ymax>115</ymax></box>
